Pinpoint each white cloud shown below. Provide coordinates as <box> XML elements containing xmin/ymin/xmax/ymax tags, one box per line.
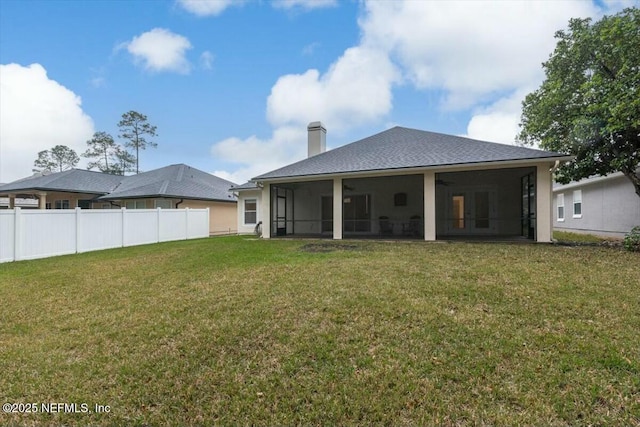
<box><xmin>176</xmin><ymin>0</ymin><xmax>243</xmax><ymax>16</ymax></box>
<box><xmin>359</xmin><ymin>1</ymin><xmax>599</xmax><ymax>109</ymax></box>
<box><xmin>0</xmin><ymin>63</ymin><xmax>94</xmax><ymax>183</ymax></box>
<box><xmin>272</xmin><ymin>0</ymin><xmax>337</xmax><ymax>11</ymax></box>
<box><xmin>212</xmin><ymin>44</ymin><xmax>399</xmax><ymax>182</ymax></box>
<box><xmin>200</xmin><ymin>51</ymin><xmax>214</xmax><ymax>70</ymax></box>
<box><xmin>211</xmin><ymin>126</ymin><xmax>306</xmax><ymax>183</ymax></box>
<box><xmin>211</xmin><ymin>0</ymin><xmax>617</xmax><ymax>181</ymax></box>
<box><xmin>267</xmin><ymin>46</ymin><xmax>399</xmax><ymax>131</ymax></box>
<box><xmin>465</xmin><ymin>88</ymin><xmax>537</xmax><ymax>145</ymax></box>
<box><xmin>123</xmin><ymin>28</ymin><xmax>192</xmax><ymax>74</ymax></box>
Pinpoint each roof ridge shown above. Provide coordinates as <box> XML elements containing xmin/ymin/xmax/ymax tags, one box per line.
<box><xmin>176</xmin><ymin>164</ymin><xmax>185</xmax><ymax>182</ymax></box>
<box><xmin>159</xmin><ymin>180</ymin><xmax>170</xmax><ymax>195</ymax></box>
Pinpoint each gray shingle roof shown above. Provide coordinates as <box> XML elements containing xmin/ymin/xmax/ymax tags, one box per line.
<box><xmin>254</xmin><ymin>126</ymin><xmax>571</xmax><ymax>180</ymax></box>
<box><xmin>230</xmin><ymin>181</ymin><xmax>259</xmax><ymax>191</ymax></box>
<box><xmin>99</xmin><ymin>164</ymin><xmax>237</xmax><ymax>202</ymax></box>
<box><xmin>0</xmin><ymin>169</ymin><xmax>124</xmax><ymax>194</ymax></box>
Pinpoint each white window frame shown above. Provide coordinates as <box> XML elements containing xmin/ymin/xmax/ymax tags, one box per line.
<box><xmin>54</xmin><ymin>199</ymin><xmax>70</xmax><ymax>209</ymax></box>
<box><xmin>572</xmin><ymin>190</ymin><xmax>582</xmax><ymax>218</ymax></box>
<box><xmin>125</xmin><ymin>200</ymin><xmax>147</xmax><ymax>209</ymax></box>
<box><xmin>557</xmin><ymin>194</ymin><xmax>565</xmax><ymax>222</ymax></box>
<box><xmin>154</xmin><ymin>199</ymin><xmax>173</xmax><ymax>209</ymax></box>
<box><xmin>243</xmin><ymin>198</ymin><xmax>258</xmax><ymax>225</ymax></box>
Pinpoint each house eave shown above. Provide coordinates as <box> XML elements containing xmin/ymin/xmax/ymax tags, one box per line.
<box><xmin>254</xmin><ymin>156</ymin><xmax>573</xmax><ymax>185</ymax></box>
<box><xmin>98</xmin><ymin>194</ymin><xmax>237</xmax><ymax>203</ymax></box>
<box><xmin>0</xmin><ymin>188</ymin><xmax>109</xmax><ymax>197</ymax></box>
<box><xmin>552</xmin><ymin>171</ymin><xmax>628</xmax><ymax>192</ymax></box>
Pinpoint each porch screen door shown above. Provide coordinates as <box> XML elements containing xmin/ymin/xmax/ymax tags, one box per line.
<box><xmin>276</xmin><ymin>195</ymin><xmax>286</xmax><ymax>236</ymax></box>
<box><xmin>447</xmin><ymin>189</ymin><xmax>496</xmax><ymax>234</ymax></box>
<box><xmin>343</xmin><ymin>194</ymin><xmax>370</xmax><ymax>232</ymax></box>
<box><xmin>521</xmin><ymin>173</ymin><xmax>536</xmax><ymax>239</ymax></box>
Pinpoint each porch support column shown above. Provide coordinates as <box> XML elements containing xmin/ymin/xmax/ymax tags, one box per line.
<box><xmin>423</xmin><ymin>171</ymin><xmax>436</xmax><ymax>241</ymax></box>
<box><xmin>38</xmin><ymin>192</ymin><xmax>47</xmax><ymax>210</ymax></box>
<box><xmin>8</xmin><ymin>195</ymin><xmax>15</xmax><ymax>209</ymax></box>
<box><xmin>333</xmin><ymin>177</ymin><xmax>342</xmax><ymax>240</ymax></box>
<box><xmin>535</xmin><ymin>163</ymin><xmax>553</xmax><ymax>243</ymax></box>
<box><xmin>261</xmin><ymin>183</ymin><xmax>271</xmax><ymax>239</ymax></box>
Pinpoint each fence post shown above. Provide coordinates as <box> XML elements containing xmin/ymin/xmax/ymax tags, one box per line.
<box><xmin>185</xmin><ymin>208</ymin><xmax>189</xmax><ymax>239</ymax></box>
<box><xmin>121</xmin><ymin>207</ymin><xmax>126</xmax><ymax>247</ymax></box>
<box><xmin>14</xmin><ymin>207</ymin><xmax>21</xmax><ymax>261</ymax></box>
<box><xmin>207</xmin><ymin>208</ymin><xmax>210</xmax><ymax>237</ymax></box>
<box><xmin>157</xmin><ymin>207</ymin><xmax>161</xmax><ymax>243</ymax></box>
<box><xmin>75</xmin><ymin>207</ymin><xmax>81</xmax><ymax>254</ymax></box>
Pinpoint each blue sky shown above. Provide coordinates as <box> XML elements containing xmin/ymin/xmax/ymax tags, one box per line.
<box><xmin>0</xmin><ymin>0</ymin><xmax>635</xmax><ymax>184</ymax></box>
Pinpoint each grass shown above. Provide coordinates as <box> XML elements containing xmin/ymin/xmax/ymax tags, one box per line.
<box><xmin>553</xmin><ymin>230</ymin><xmax>612</xmax><ymax>244</ymax></box>
<box><xmin>0</xmin><ymin>236</ymin><xmax>639</xmax><ymax>426</ymax></box>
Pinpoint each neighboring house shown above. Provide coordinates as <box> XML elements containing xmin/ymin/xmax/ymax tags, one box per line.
<box><xmin>552</xmin><ymin>172</ymin><xmax>640</xmax><ymax>238</ymax></box>
<box><xmin>234</xmin><ymin>122</ymin><xmax>572</xmax><ymax>242</ymax></box>
<box><xmin>0</xmin><ymin>170</ymin><xmax>124</xmax><ymax>209</ymax></box>
<box><xmin>0</xmin><ymin>197</ymin><xmax>38</xmax><ymax>209</ymax></box>
<box><xmin>0</xmin><ymin>164</ymin><xmax>238</xmax><ymax>235</ymax></box>
<box><xmin>98</xmin><ymin>164</ymin><xmax>237</xmax><ymax>235</ymax></box>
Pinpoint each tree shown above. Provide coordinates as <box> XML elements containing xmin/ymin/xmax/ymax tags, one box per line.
<box><xmin>518</xmin><ymin>8</ymin><xmax>640</xmax><ymax>197</ymax></box>
<box><xmin>83</xmin><ymin>131</ymin><xmax>119</xmax><ymax>173</ymax></box>
<box><xmin>33</xmin><ymin>145</ymin><xmax>80</xmax><ymax>173</ymax></box>
<box><xmin>111</xmin><ymin>145</ymin><xmax>136</xmax><ymax>175</ymax></box>
<box><xmin>117</xmin><ymin>110</ymin><xmax>157</xmax><ymax>174</ymax></box>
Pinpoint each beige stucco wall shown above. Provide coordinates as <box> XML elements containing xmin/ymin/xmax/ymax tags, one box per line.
<box><xmin>180</xmin><ymin>200</ymin><xmax>237</xmax><ymax>235</ymax></box>
<box><xmin>536</xmin><ymin>163</ymin><xmax>553</xmax><ymax>243</ymax></box>
<box><xmin>93</xmin><ymin>198</ymin><xmax>237</xmax><ymax>235</ymax></box>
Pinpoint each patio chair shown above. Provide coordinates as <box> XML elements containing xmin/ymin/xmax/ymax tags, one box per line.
<box><xmin>403</xmin><ymin>215</ymin><xmax>421</xmax><ymax>237</ymax></box>
<box><xmin>379</xmin><ymin>216</ymin><xmax>394</xmax><ymax>235</ymax></box>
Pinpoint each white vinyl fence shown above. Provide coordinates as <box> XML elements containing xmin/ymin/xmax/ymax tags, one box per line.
<box><xmin>0</xmin><ymin>207</ymin><xmax>210</xmax><ymax>263</ymax></box>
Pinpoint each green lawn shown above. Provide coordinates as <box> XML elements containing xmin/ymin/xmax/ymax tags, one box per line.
<box><xmin>1</xmin><ymin>236</ymin><xmax>638</xmax><ymax>426</ymax></box>
<box><xmin>553</xmin><ymin>230</ymin><xmax>613</xmax><ymax>244</ymax></box>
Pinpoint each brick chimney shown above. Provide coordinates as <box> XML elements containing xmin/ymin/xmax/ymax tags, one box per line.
<box><xmin>307</xmin><ymin>121</ymin><xmax>326</xmax><ymax>158</ymax></box>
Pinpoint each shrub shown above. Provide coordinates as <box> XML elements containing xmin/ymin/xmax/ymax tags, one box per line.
<box><xmin>623</xmin><ymin>226</ymin><xmax>640</xmax><ymax>252</ymax></box>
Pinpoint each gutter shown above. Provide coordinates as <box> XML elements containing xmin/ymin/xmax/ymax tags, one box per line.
<box><xmin>254</xmin><ymin>156</ymin><xmax>575</xmax><ymax>185</ymax></box>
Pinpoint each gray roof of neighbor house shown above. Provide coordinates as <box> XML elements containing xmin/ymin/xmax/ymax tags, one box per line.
<box><xmin>0</xmin><ymin>169</ymin><xmax>124</xmax><ymax>195</ymax></box>
<box><xmin>99</xmin><ymin>164</ymin><xmax>237</xmax><ymax>202</ymax></box>
<box><xmin>230</xmin><ymin>181</ymin><xmax>259</xmax><ymax>191</ymax></box>
<box><xmin>254</xmin><ymin>126</ymin><xmax>571</xmax><ymax>181</ymax></box>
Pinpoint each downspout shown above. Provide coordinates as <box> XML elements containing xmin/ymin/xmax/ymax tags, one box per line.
<box><xmin>175</xmin><ymin>198</ymin><xmax>184</xmax><ymax>208</ymax></box>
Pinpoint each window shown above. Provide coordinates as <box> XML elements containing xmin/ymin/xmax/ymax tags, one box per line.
<box><xmin>244</xmin><ymin>199</ymin><xmax>257</xmax><ymax>225</ymax></box>
<box><xmin>77</xmin><ymin>199</ymin><xmax>92</xmax><ymax>209</ymax></box>
<box><xmin>573</xmin><ymin>190</ymin><xmax>582</xmax><ymax>218</ymax></box>
<box><xmin>557</xmin><ymin>194</ymin><xmax>564</xmax><ymax>221</ymax></box>
<box><xmin>394</xmin><ymin>192</ymin><xmax>407</xmax><ymax>206</ymax></box>
<box><xmin>154</xmin><ymin>199</ymin><xmax>172</xmax><ymax>209</ymax></box>
<box><xmin>54</xmin><ymin>199</ymin><xmax>70</xmax><ymax>209</ymax></box>
<box><xmin>125</xmin><ymin>200</ymin><xmax>147</xmax><ymax>209</ymax></box>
